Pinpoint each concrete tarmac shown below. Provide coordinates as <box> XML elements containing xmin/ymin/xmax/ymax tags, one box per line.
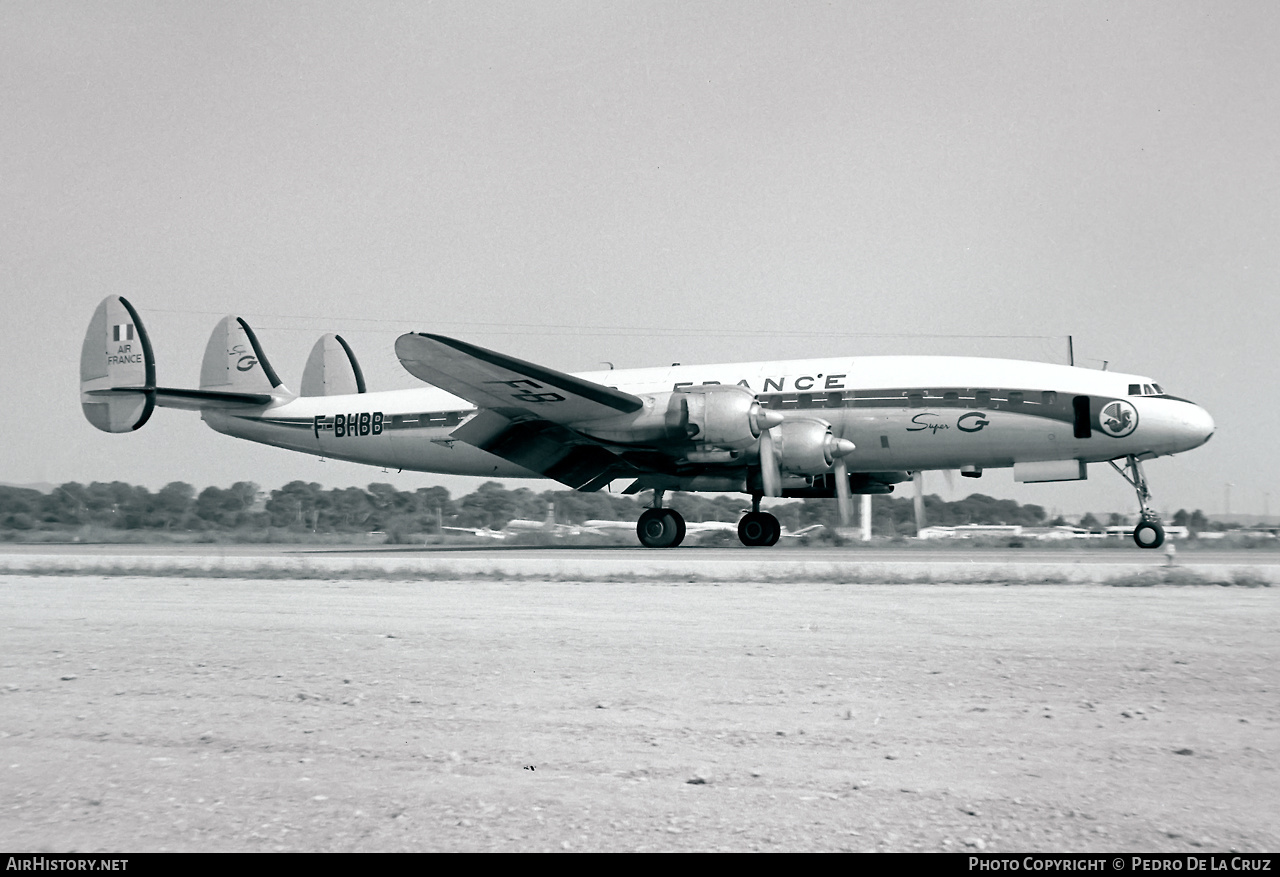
<box><xmin>3</xmin><ymin>543</ymin><xmax>1278</xmax><ymax>583</ymax></box>
<box><xmin>2</xmin><ymin>574</ymin><xmax>1276</xmax><ymax>851</ymax></box>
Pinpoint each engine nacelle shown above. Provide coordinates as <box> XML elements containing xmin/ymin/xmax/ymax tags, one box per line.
<box><xmin>772</xmin><ymin>418</ymin><xmax>848</xmax><ymax>475</ymax></box>
<box><xmin>575</xmin><ymin>384</ymin><xmax>781</xmax><ymax>449</ymax></box>
<box><xmin>674</xmin><ymin>384</ymin><xmax>776</xmax><ymax>450</ymax></box>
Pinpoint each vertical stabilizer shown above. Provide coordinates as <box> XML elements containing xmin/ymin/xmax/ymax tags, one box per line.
<box><xmin>300</xmin><ymin>334</ymin><xmax>366</xmax><ymax>396</ymax></box>
<box><xmin>200</xmin><ymin>315</ymin><xmax>284</xmax><ymax>394</ymax></box>
<box><xmin>80</xmin><ymin>296</ymin><xmax>156</xmax><ymax>432</ymax></box>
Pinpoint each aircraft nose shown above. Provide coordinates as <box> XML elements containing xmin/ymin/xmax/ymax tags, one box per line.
<box><xmin>1181</xmin><ymin>403</ymin><xmax>1215</xmax><ymax>449</ymax></box>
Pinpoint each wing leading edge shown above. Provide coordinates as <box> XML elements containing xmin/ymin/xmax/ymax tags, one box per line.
<box><xmin>395</xmin><ymin>333</ymin><xmax>643</xmax><ymax>423</ymax></box>
<box><xmin>394</xmin><ymin>333</ymin><xmax>650</xmax><ymax>490</ymax></box>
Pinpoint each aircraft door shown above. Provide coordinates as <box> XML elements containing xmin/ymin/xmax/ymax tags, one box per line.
<box><xmin>1073</xmin><ymin>396</ymin><xmax>1092</xmax><ymax>439</ymax></box>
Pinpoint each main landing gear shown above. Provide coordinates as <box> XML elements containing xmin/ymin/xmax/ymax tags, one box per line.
<box><xmin>636</xmin><ymin>491</ymin><xmax>780</xmax><ymax>548</ymax></box>
<box><xmin>636</xmin><ymin>490</ymin><xmax>686</xmax><ymax>548</ymax></box>
<box><xmin>737</xmin><ymin>493</ymin><xmax>780</xmax><ymax>547</ymax></box>
<box><xmin>1109</xmin><ymin>454</ymin><xmax>1165</xmax><ymax>549</ymax></box>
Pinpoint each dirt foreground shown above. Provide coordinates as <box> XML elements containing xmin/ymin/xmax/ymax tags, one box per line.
<box><xmin>1</xmin><ymin>575</ymin><xmax>1277</xmax><ymax>852</ymax></box>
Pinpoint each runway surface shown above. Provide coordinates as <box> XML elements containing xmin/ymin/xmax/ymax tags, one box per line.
<box><xmin>2</xmin><ymin>575</ymin><xmax>1276</xmax><ymax>851</ymax></box>
<box><xmin>2</xmin><ymin>543</ymin><xmax>1278</xmax><ymax>583</ymax></box>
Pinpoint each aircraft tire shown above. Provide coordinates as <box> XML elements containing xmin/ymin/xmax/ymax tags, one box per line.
<box><xmin>738</xmin><ymin>511</ymin><xmax>779</xmax><ymax>547</ymax></box>
<box><xmin>764</xmin><ymin>514</ymin><xmax>781</xmax><ymax>546</ymax></box>
<box><xmin>637</xmin><ymin>508</ymin><xmax>681</xmax><ymax>548</ymax></box>
<box><xmin>668</xmin><ymin>509</ymin><xmax>686</xmax><ymax>547</ymax></box>
<box><xmin>1133</xmin><ymin>519</ymin><xmax>1165</xmax><ymax>549</ymax></box>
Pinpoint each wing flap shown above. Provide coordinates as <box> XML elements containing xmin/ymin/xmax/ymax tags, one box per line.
<box><xmin>451</xmin><ymin>412</ymin><xmax>636</xmax><ymax>491</ymax></box>
<box><xmin>395</xmin><ymin>333</ymin><xmax>643</xmax><ymax>424</ymax></box>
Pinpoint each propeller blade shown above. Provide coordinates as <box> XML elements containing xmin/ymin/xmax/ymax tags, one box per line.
<box><xmin>943</xmin><ymin>468</ymin><xmax>956</xmax><ymax>494</ymax></box>
<box><xmin>913</xmin><ymin>470</ymin><xmax>926</xmax><ymax>532</ymax></box>
<box><xmin>760</xmin><ymin>428</ymin><xmax>781</xmax><ymax>497</ymax></box>
<box><xmin>833</xmin><ymin>456</ymin><xmax>854</xmax><ymax>527</ymax></box>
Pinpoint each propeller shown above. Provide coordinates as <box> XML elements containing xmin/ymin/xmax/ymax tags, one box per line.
<box><xmin>913</xmin><ymin>470</ymin><xmax>927</xmax><ymax>533</ymax></box>
<box><xmin>833</xmin><ymin>455</ymin><xmax>854</xmax><ymax>526</ymax></box>
<box><xmin>757</xmin><ymin>425</ymin><xmax>854</xmax><ymax>503</ymax></box>
<box><xmin>760</xmin><ymin>428</ymin><xmax>781</xmax><ymax>497</ymax></box>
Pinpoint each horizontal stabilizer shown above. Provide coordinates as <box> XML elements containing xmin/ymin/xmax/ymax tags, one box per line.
<box><xmin>301</xmin><ymin>334</ymin><xmax>366</xmax><ymax>396</ymax></box>
<box><xmin>156</xmin><ymin>387</ymin><xmax>274</xmax><ymax>410</ymax></box>
<box><xmin>82</xmin><ymin>387</ymin><xmax>273</xmax><ymax>411</ymax></box>
<box><xmin>81</xmin><ymin>298</ymin><xmax>284</xmax><ymax>433</ymax></box>
<box><xmin>80</xmin><ymin>296</ymin><xmax>156</xmax><ymax>432</ymax></box>
<box><xmin>395</xmin><ymin>333</ymin><xmax>643</xmax><ymax>424</ymax></box>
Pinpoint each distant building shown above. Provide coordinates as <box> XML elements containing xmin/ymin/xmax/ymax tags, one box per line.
<box><xmin>917</xmin><ymin>524</ymin><xmax>1022</xmax><ymax>540</ymax></box>
<box><xmin>916</xmin><ymin>524</ymin><xmax>1190</xmax><ymax>541</ymax></box>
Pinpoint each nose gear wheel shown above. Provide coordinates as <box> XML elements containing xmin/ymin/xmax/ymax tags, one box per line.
<box><xmin>1108</xmin><ymin>455</ymin><xmax>1166</xmax><ymax>549</ymax></box>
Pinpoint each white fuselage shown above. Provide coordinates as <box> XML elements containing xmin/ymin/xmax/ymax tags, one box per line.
<box><xmin>202</xmin><ymin>355</ymin><xmax>1215</xmax><ymax>481</ymax></box>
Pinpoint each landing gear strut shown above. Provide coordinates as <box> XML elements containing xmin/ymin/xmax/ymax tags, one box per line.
<box><xmin>636</xmin><ymin>489</ymin><xmax>686</xmax><ymax>548</ymax></box>
<box><xmin>1108</xmin><ymin>455</ymin><xmax>1165</xmax><ymax>549</ymax></box>
<box><xmin>738</xmin><ymin>492</ymin><xmax>780</xmax><ymax>547</ymax></box>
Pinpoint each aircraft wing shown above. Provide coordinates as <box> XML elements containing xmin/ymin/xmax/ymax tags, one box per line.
<box><xmin>395</xmin><ymin>333</ymin><xmax>643</xmax><ymax>424</ymax></box>
<box><xmin>395</xmin><ymin>333</ymin><xmax>652</xmax><ymax>490</ymax></box>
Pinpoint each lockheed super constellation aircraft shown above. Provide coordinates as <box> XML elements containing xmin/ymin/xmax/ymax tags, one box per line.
<box><xmin>81</xmin><ymin>296</ymin><xmax>1214</xmax><ymax>548</ymax></box>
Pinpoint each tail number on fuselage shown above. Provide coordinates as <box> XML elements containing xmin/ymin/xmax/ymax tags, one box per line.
<box><xmin>313</xmin><ymin>412</ymin><xmax>384</xmax><ymax>438</ymax></box>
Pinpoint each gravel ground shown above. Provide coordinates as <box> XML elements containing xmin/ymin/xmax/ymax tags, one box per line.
<box><xmin>1</xmin><ymin>575</ymin><xmax>1277</xmax><ymax>852</ymax></box>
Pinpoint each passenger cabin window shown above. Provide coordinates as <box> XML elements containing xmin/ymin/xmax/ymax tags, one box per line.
<box><xmin>943</xmin><ymin>391</ymin><xmax>959</xmax><ymax>405</ymax></box>
<box><xmin>907</xmin><ymin>392</ymin><xmax>924</xmax><ymax>408</ymax></box>
<box><xmin>1042</xmin><ymin>391</ymin><xmax>1057</xmax><ymax>405</ymax></box>
<box><xmin>827</xmin><ymin>391</ymin><xmax>844</xmax><ymax>408</ymax></box>
<box><xmin>975</xmin><ymin>390</ymin><xmax>991</xmax><ymax>406</ymax></box>
<box><xmin>1007</xmin><ymin>391</ymin><xmax>1023</xmax><ymax>405</ymax></box>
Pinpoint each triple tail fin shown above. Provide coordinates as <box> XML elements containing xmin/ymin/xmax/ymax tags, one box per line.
<box><xmin>80</xmin><ymin>297</ymin><xmax>283</xmax><ymax>433</ymax></box>
<box><xmin>300</xmin><ymin>334</ymin><xmax>366</xmax><ymax>396</ymax></box>
<box><xmin>80</xmin><ymin>296</ymin><xmax>156</xmax><ymax>432</ymax></box>
<box><xmin>200</xmin><ymin>315</ymin><xmax>284</xmax><ymax>395</ymax></box>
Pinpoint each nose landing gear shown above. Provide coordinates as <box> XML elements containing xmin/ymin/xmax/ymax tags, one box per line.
<box><xmin>1108</xmin><ymin>455</ymin><xmax>1165</xmax><ymax>549</ymax></box>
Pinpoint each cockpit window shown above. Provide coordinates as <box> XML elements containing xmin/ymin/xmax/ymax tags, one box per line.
<box><xmin>1153</xmin><ymin>383</ymin><xmax>1164</xmax><ymax>394</ymax></box>
<box><xmin>1129</xmin><ymin>384</ymin><xmax>1141</xmax><ymax>395</ymax></box>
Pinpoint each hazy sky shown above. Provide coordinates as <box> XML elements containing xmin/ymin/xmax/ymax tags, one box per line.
<box><xmin>3</xmin><ymin>2</ymin><xmax>1276</xmax><ymax>518</ymax></box>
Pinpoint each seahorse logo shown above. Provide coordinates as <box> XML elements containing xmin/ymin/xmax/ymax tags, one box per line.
<box><xmin>1099</xmin><ymin>400</ymin><xmax>1138</xmax><ymax>438</ymax></box>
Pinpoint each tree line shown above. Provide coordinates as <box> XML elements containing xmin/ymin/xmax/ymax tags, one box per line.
<box><xmin>0</xmin><ymin>480</ymin><xmax>1221</xmax><ymax>539</ymax></box>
